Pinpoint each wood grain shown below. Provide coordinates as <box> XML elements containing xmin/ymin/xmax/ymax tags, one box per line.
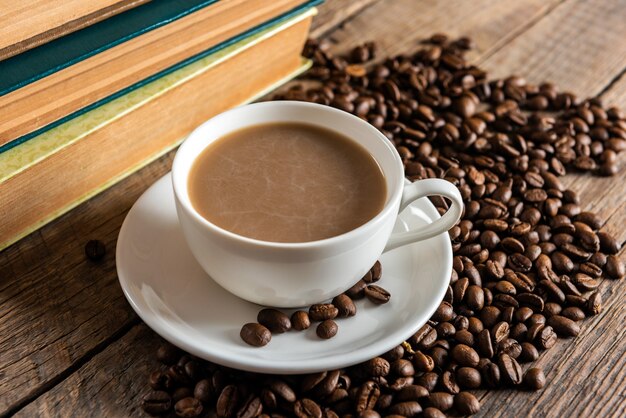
<box><xmin>13</xmin><ymin>325</ymin><xmax>162</xmax><ymax>418</ymax></box>
<box><xmin>2</xmin><ymin>0</ymin><xmax>626</xmax><ymax>416</ymax></box>
<box><xmin>0</xmin><ymin>0</ymin><xmax>149</xmax><ymax>60</ymax></box>
<box><xmin>310</xmin><ymin>0</ymin><xmax>382</xmax><ymax>38</ymax></box>
<box><xmin>480</xmin><ymin>0</ymin><xmax>626</xmax><ymax>97</ymax></box>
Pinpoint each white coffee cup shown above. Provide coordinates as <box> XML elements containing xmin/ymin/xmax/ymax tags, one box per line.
<box><xmin>172</xmin><ymin>101</ymin><xmax>463</xmax><ymax>307</ymax></box>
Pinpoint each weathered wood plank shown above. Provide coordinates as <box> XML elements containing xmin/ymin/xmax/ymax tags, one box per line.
<box><xmin>319</xmin><ymin>0</ymin><xmax>563</xmax><ymax>61</ymax></box>
<box><xmin>310</xmin><ymin>0</ymin><xmax>382</xmax><ymax>39</ymax></box>
<box><xmin>480</xmin><ymin>0</ymin><xmax>626</xmax><ymax>97</ymax></box>
<box><xmin>13</xmin><ymin>324</ymin><xmax>161</xmax><ymax>418</ymax></box>
<box><xmin>0</xmin><ymin>154</ymin><xmax>173</xmax><ymax>415</ymax></box>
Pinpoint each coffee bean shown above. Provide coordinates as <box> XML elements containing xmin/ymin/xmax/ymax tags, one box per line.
<box><xmin>428</xmin><ymin>392</ymin><xmax>454</xmax><ymax>411</ymax></box>
<box><xmin>432</xmin><ymin>301</ymin><xmax>454</xmax><ymax>322</ymax></box>
<box><xmin>519</xmin><ymin>342</ymin><xmax>539</xmax><ymax>362</ymax></box>
<box><xmin>356</xmin><ymin>381</ymin><xmax>380</xmax><ymax>412</ymax></box>
<box><xmin>194</xmin><ymin>380</ymin><xmax>212</xmax><ymax>403</ymax></box>
<box><xmin>456</xmin><ymin>367</ymin><xmax>481</xmax><ymax>389</ymax></box>
<box><xmin>294</xmin><ymin>398</ymin><xmax>322</xmax><ymax>418</ymax></box>
<box><xmin>157</xmin><ymin>343</ymin><xmax>181</xmax><ymax>365</ymax></box>
<box><xmin>85</xmin><ymin>239</ymin><xmax>106</xmax><ymax>261</ymax></box>
<box><xmin>142</xmin><ymin>391</ymin><xmax>172</xmax><ymax>415</ymax></box>
<box><xmin>561</xmin><ymin>306</ymin><xmax>586</xmax><ymax>321</ymax></box>
<box><xmin>316</xmin><ymin>320</ymin><xmax>338</xmax><ymax>339</ymax></box>
<box><xmin>598</xmin><ymin>232</ymin><xmax>621</xmax><ymax>254</ymax></box>
<box><xmin>364</xmin><ymin>285</ymin><xmax>391</xmax><ymax>304</ymax></box>
<box><xmin>454</xmin><ymin>391</ymin><xmax>481</xmax><ymax>415</ymax></box>
<box><xmin>523</xmin><ymin>367</ymin><xmax>546</xmax><ymax>390</ymax></box>
<box><xmin>422</xmin><ymin>407</ymin><xmax>446</xmax><ymax>418</ymax></box>
<box><xmin>363</xmin><ymin>357</ymin><xmax>390</xmax><ymax>377</ymax></box>
<box><xmin>586</xmin><ymin>291</ymin><xmax>602</xmax><ymax>315</ymax></box>
<box><xmin>497</xmin><ymin>353</ymin><xmax>523</xmax><ymax>385</ymax></box>
<box><xmin>371</xmin><ymin>261</ymin><xmax>383</xmax><ymax>282</ymax></box>
<box><xmin>388</xmin><ymin>401</ymin><xmax>423</xmax><ymax>416</ymax></box>
<box><xmin>412</xmin><ymin>351</ymin><xmax>435</xmax><ymax>372</ymax></box>
<box><xmin>172</xmin><ymin>387</ymin><xmax>193</xmax><ymax>403</ymax></box>
<box><xmin>175</xmin><ymin>397</ymin><xmax>203</xmax><ymax>418</ymax></box>
<box><xmin>547</xmin><ymin>315</ymin><xmax>580</xmax><ymax>337</ymax></box>
<box><xmin>237</xmin><ymin>395</ymin><xmax>263</xmax><ymax>418</ymax></box>
<box><xmin>451</xmin><ymin>344</ymin><xmax>479</xmax><ymax>367</ymax></box>
<box><xmin>346</xmin><ymin>280</ymin><xmax>367</xmax><ymax>299</ymax></box>
<box><xmin>309</xmin><ymin>304</ymin><xmax>339</xmax><ymax>321</ymax></box>
<box><xmin>332</xmin><ymin>294</ymin><xmax>357</xmax><ymax>317</ymax></box>
<box><xmin>535</xmin><ymin>325</ymin><xmax>557</xmax><ymax>349</ymax></box>
<box><xmin>606</xmin><ymin>255</ymin><xmax>625</xmax><ymax>279</ymax></box>
<box><xmin>257</xmin><ymin>308</ymin><xmax>291</xmax><ymax>333</ymax></box>
<box><xmin>216</xmin><ymin>385</ymin><xmax>239</xmax><ymax>418</ymax></box>
<box><xmin>240</xmin><ymin>323</ymin><xmax>271</xmax><ymax>347</ymax></box>
<box><xmin>291</xmin><ymin>310</ymin><xmax>311</xmax><ymax>331</ymax></box>
<box><xmin>481</xmin><ymin>362</ymin><xmax>501</xmax><ymax>388</ymax></box>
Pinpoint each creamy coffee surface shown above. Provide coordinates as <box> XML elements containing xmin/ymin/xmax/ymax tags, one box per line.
<box><xmin>188</xmin><ymin>122</ymin><xmax>387</xmax><ymax>242</ymax></box>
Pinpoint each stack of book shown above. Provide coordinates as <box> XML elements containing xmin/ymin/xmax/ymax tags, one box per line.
<box><xmin>0</xmin><ymin>0</ymin><xmax>320</xmax><ymax>250</ymax></box>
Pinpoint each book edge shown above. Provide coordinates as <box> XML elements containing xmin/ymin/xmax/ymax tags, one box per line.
<box><xmin>0</xmin><ymin>58</ymin><xmax>311</xmax><ymax>252</ymax></box>
<box><xmin>0</xmin><ymin>8</ymin><xmax>316</xmax><ymax>181</ymax></box>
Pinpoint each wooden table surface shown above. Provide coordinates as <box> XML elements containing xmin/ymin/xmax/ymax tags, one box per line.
<box><xmin>1</xmin><ymin>0</ymin><xmax>625</xmax><ymax>416</ymax></box>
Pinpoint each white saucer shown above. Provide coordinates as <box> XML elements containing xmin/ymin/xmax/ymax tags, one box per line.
<box><xmin>116</xmin><ymin>174</ymin><xmax>452</xmax><ymax>374</ymax></box>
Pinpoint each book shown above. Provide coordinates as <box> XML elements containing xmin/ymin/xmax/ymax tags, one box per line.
<box><xmin>0</xmin><ymin>8</ymin><xmax>314</xmax><ymax>251</ymax></box>
<box><xmin>0</xmin><ymin>0</ymin><xmax>149</xmax><ymax>60</ymax></box>
<box><xmin>0</xmin><ymin>0</ymin><xmax>320</xmax><ymax>151</ymax></box>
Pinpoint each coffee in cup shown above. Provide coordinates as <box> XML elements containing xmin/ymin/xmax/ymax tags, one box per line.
<box><xmin>187</xmin><ymin>122</ymin><xmax>387</xmax><ymax>243</ymax></box>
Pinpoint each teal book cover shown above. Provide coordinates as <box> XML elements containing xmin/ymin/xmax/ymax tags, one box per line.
<box><xmin>0</xmin><ymin>0</ymin><xmax>322</xmax><ymax>154</ymax></box>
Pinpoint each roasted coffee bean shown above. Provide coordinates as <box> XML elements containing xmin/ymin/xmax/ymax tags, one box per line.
<box><xmin>535</xmin><ymin>325</ymin><xmax>557</xmax><ymax>349</ymax></box>
<box><xmin>216</xmin><ymin>385</ymin><xmax>239</xmax><ymax>418</ymax></box>
<box><xmin>237</xmin><ymin>395</ymin><xmax>263</xmax><ymax>418</ymax></box>
<box><xmin>175</xmin><ymin>397</ymin><xmax>203</xmax><ymax>418</ymax></box>
<box><xmin>309</xmin><ymin>304</ymin><xmax>339</xmax><ymax>321</ymax></box>
<box><xmin>497</xmin><ymin>353</ymin><xmax>523</xmax><ymax>385</ymax></box>
<box><xmin>587</xmin><ymin>291</ymin><xmax>603</xmax><ymax>315</ymax></box>
<box><xmin>157</xmin><ymin>343</ymin><xmax>181</xmax><ymax>365</ymax></box>
<box><xmin>371</xmin><ymin>261</ymin><xmax>383</xmax><ymax>282</ymax></box>
<box><xmin>428</xmin><ymin>392</ymin><xmax>454</xmax><ymax>412</ymax></box>
<box><xmin>316</xmin><ymin>320</ymin><xmax>338</xmax><ymax>339</ymax></box>
<box><xmin>388</xmin><ymin>401</ymin><xmax>423</xmax><ymax>416</ymax></box>
<box><xmin>422</xmin><ymin>407</ymin><xmax>446</xmax><ymax>418</ymax></box>
<box><xmin>85</xmin><ymin>239</ymin><xmax>106</xmax><ymax>261</ymax></box>
<box><xmin>451</xmin><ymin>344</ymin><xmax>480</xmax><ymax>367</ymax></box>
<box><xmin>523</xmin><ymin>368</ymin><xmax>546</xmax><ymax>390</ymax></box>
<box><xmin>356</xmin><ymin>381</ymin><xmax>380</xmax><ymax>412</ymax></box>
<box><xmin>364</xmin><ymin>285</ymin><xmax>391</xmax><ymax>304</ymax></box>
<box><xmin>294</xmin><ymin>398</ymin><xmax>322</xmax><ymax>418</ymax></box>
<box><xmin>363</xmin><ymin>357</ymin><xmax>390</xmax><ymax>377</ymax></box>
<box><xmin>519</xmin><ymin>342</ymin><xmax>540</xmax><ymax>362</ymax></box>
<box><xmin>547</xmin><ymin>315</ymin><xmax>580</xmax><ymax>337</ymax></box>
<box><xmin>456</xmin><ymin>367</ymin><xmax>481</xmax><ymax>389</ymax></box>
<box><xmin>481</xmin><ymin>361</ymin><xmax>501</xmax><ymax>388</ymax></box>
<box><xmin>332</xmin><ymin>294</ymin><xmax>357</xmax><ymax>317</ymax></box>
<box><xmin>240</xmin><ymin>323</ymin><xmax>271</xmax><ymax>347</ymax></box>
<box><xmin>397</xmin><ymin>384</ymin><xmax>429</xmax><ymax>401</ymax></box>
<box><xmin>172</xmin><ymin>387</ymin><xmax>193</xmax><ymax>403</ymax></box>
<box><xmin>454</xmin><ymin>391</ymin><xmax>481</xmax><ymax>415</ymax></box>
<box><xmin>346</xmin><ymin>280</ymin><xmax>367</xmax><ymax>299</ymax></box>
<box><xmin>291</xmin><ymin>310</ymin><xmax>311</xmax><ymax>331</ymax></box>
<box><xmin>412</xmin><ymin>351</ymin><xmax>435</xmax><ymax>372</ymax></box>
<box><xmin>142</xmin><ymin>391</ymin><xmax>172</xmax><ymax>415</ymax></box>
<box><xmin>194</xmin><ymin>380</ymin><xmax>212</xmax><ymax>403</ymax></box>
<box><xmin>432</xmin><ymin>301</ymin><xmax>455</xmax><ymax>322</ymax></box>
<box><xmin>598</xmin><ymin>232</ymin><xmax>621</xmax><ymax>254</ymax></box>
<box><xmin>606</xmin><ymin>255</ymin><xmax>625</xmax><ymax>279</ymax></box>
<box><xmin>562</xmin><ymin>306</ymin><xmax>586</xmax><ymax>321</ymax></box>
<box><xmin>390</xmin><ymin>359</ymin><xmax>414</xmax><ymax>377</ymax></box>
<box><xmin>257</xmin><ymin>309</ymin><xmax>291</xmax><ymax>333</ymax></box>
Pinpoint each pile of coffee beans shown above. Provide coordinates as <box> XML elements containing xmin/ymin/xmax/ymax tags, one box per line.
<box><xmin>140</xmin><ymin>35</ymin><xmax>625</xmax><ymax>417</ymax></box>
<box><xmin>240</xmin><ymin>261</ymin><xmax>389</xmax><ymax>346</ymax></box>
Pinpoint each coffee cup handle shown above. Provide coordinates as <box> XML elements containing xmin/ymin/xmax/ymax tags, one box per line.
<box><xmin>384</xmin><ymin>178</ymin><xmax>463</xmax><ymax>252</ymax></box>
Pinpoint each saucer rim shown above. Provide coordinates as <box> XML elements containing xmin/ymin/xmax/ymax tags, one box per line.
<box><xmin>116</xmin><ymin>174</ymin><xmax>451</xmax><ymax>374</ymax></box>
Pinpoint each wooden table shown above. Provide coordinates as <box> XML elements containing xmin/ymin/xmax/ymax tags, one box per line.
<box><xmin>2</xmin><ymin>0</ymin><xmax>625</xmax><ymax>416</ymax></box>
